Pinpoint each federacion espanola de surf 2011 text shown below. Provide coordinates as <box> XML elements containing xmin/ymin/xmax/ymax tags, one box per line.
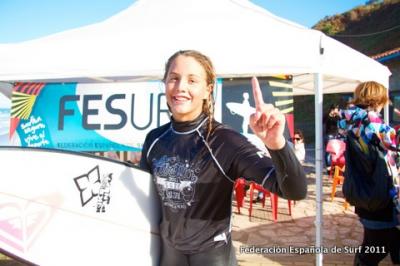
<box><xmin>239</xmin><ymin>245</ymin><xmax>363</xmax><ymax>255</ymax></box>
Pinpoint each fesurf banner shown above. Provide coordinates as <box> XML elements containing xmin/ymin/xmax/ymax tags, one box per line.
<box><xmin>9</xmin><ymin>82</ymin><xmax>171</xmax><ymax>151</ymax></box>
<box><xmin>8</xmin><ymin>78</ymin><xmax>292</xmax><ymax>152</ymax></box>
<box><xmin>0</xmin><ymin>107</ymin><xmax>10</xmax><ymax>146</ymax></box>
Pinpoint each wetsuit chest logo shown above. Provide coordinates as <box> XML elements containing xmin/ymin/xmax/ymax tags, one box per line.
<box><xmin>152</xmin><ymin>155</ymin><xmax>200</xmax><ymax>211</ymax></box>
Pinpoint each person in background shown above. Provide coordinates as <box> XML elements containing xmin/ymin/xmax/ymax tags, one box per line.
<box><xmin>338</xmin><ymin>81</ymin><xmax>400</xmax><ymax>266</ymax></box>
<box><xmin>323</xmin><ymin>104</ymin><xmax>341</xmax><ymax>169</ymax></box>
<box><xmin>394</xmin><ymin>107</ymin><xmax>400</xmax><ymax>117</ymax></box>
<box><xmin>139</xmin><ymin>50</ymin><xmax>307</xmax><ymax>266</ymax></box>
<box><xmin>105</xmin><ymin>151</ymin><xmax>120</xmax><ymax>160</ymax></box>
<box><xmin>129</xmin><ymin>151</ymin><xmax>142</xmax><ymax>165</ymax></box>
<box><xmin>291</xmin><ymin>129</ymin><xmax>306</xmax><ymax>164</ymax></box>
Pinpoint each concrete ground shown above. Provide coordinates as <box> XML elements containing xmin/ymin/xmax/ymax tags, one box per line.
<box><xmin>233</xmin><ymin>161</ymin><xmax>394</xmax><ymax>266</ymax></box>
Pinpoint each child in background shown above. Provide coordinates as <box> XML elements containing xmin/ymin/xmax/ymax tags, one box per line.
<box><xmin>338</xmin><ymin>81</ymin><xmax>399</xmax><ymax>266</ymax></box>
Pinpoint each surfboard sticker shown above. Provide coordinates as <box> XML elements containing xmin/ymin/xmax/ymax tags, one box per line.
<box><xmin>0</xmin><ymin>147</ymin><xmax>161</xmax><ymax>266</ymax></box>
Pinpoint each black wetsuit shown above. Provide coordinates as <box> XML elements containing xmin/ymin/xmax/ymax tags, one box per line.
<box><xmin>140</xmin><ymin>113</ymin><xmax>307</xmax><ymax>265</ymax></box>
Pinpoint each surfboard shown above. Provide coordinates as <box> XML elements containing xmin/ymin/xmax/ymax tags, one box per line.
<box><xmin>226</xmin><ymin>102</ymin><xmax>255</xmax><ymax>117</ymax></box>
<box><xmin>0</xmin><ymin>147</ymin><xmax>160</xmax><ymax>266</ymax></box>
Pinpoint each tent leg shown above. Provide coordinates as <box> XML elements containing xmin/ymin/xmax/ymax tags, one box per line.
<box><xmin>383</xmin><ymin>79</ymin><xmax>390</xmax><ymax>124</ymax></box>
<box><xmin>314</xmin><ymin>73</ymin><xmax>324</xmax><ymax>266</ymax></box>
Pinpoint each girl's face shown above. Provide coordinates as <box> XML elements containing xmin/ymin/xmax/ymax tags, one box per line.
<box><xmin>165</xmin><ymin>55</ymin><xmax>212</xmax><ymax>122</ymax></box>
<box><xmin>330</xmin><ymin>108</ymin><xmax>339</xmax><ymax>116</ymax></box>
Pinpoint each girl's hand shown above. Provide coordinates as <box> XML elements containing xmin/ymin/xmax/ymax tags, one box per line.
<box><xmin>249</xmin><ymin>77</ymin><xmax>286</xmax><ymax>150</ymax></box>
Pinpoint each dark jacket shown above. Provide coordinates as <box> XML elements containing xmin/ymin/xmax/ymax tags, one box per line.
<box><xmin>339</xmin><ymin>106</ymin><xmax>397</xmax><ymax>222</ymax></box>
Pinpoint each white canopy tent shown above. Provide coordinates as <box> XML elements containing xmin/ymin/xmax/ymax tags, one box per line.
<box><xmin>0</xmin><ymin>0</ymin><xmax>389</xmax><ymax>89</ymax></box>
<box><xmin>0</xmin><ymin>0</ymin><xmax>391</xmax><ymax>264</ymax></box>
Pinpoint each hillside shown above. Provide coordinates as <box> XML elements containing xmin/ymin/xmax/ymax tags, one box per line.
<box><xmin>313</xmin><ymin>0</ymin><xmax>400</xmax><ymax>56</ymax></box>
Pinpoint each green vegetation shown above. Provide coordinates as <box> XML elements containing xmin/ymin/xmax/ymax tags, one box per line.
<box><xmin>313</xmin><ymin>0</ymin><xmax>400</xmax><ymax>55</ymax></box>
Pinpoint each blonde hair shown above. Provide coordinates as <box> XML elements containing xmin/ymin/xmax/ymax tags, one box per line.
<box><xmin>163</xmin><ymin>50</ymin><xmax>216</xmax><ymax>140</ymax></box>
<box><xmin>350</xmin><ymin>81</ymin><xmax>389</xmax><ymax>110</ymax></box>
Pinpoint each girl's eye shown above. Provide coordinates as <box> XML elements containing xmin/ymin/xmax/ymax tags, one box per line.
<box><xmin>189</xmin><ymin>79</ymin><xmax>198</xmax><ymax>84</ymax></box>
<box><xmin>168</xmin><ymin>77</ymin><xmax>178</xmax><ymax>82</ymax></box>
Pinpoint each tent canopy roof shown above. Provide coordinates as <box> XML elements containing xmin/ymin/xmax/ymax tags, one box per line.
<box><xmin>0</xmin><ymin>0</ymin><xmax>390</xmax><ymax>95</ymax></box>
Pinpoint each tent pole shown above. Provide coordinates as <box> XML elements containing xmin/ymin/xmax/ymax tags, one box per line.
<box><xmin>383</xmin><ymin>80</ymin><xmax>390</xmax><ymax>124</ymax></box>
<box><xmin>314</xmin><ymin>73</ymin><xmax>324</xmax><ymax>266</ymax></box>
<box><xmin>384</xmin><ymin>104</ymin><xmax>389</xmax><ymax>124</ymax></box>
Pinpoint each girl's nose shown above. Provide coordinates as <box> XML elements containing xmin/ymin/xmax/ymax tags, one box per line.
<box><xmin>176</xmin><ymin>79</ymin><xmax>188</xmax><ymax>92</ymax></box>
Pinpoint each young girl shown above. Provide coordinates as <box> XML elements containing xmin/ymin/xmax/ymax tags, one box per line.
<box><xmin>139</xmin><ymin>50</ymin><xmax>307</xmax><ymax>266</ymax></box>
<box><xmin>339</xmin><ymin>81</ymin><xmax>400</xmax><ymax>266</ymax></box>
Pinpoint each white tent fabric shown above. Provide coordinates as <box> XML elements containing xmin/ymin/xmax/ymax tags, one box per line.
<box><xmin>0</xmin><ymin>0</ymin><xmax>390</xmax><ymax>94</ymax></box>
<box><xmin>0</xmin><ymin>0</ymin><xmax>391</xmax><ymax>265</ymax></box>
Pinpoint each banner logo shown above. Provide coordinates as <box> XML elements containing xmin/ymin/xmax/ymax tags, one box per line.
<box><xmin>74</xmin><ymin>166</ymin><xmax>113</xmax><ymax>213</ymax></box>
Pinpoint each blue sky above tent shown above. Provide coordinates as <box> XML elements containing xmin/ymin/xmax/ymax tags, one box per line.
<box><xmin>0</xmin><ymin>0</ymin><xmax>366</xmax><ymax>43</ymax></box>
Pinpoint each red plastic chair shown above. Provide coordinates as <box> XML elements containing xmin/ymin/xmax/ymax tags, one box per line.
<box><xmin>234</xmin><ymin>178</ymin><xmax>246</xmax><ymax>214</ymax></box>
<box><xmin>248</xmin><ymin>182</ymin><xmax>292</xmax><ymax>222</ymax></box>
<box><xmin>326</xmin><ymin>139</ymin><xmax>346</xmax><ymax>178</ymax></box>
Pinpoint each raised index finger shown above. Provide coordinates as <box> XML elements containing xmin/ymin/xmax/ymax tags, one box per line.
<box><xmin>252</xmin><ymin>76</ymin><xmax>264</xmax><ymax>110</ymax></box>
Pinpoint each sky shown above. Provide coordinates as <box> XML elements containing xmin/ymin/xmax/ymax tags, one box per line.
<box><xmin>0</xmin><ymin>0</ymin><xmax>368</xmax><ymax>43</ymax></box>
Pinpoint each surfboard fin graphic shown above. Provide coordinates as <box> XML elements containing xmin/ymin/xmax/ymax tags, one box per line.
<box><xmin>74</xmin><ymin>166</ymin><xmax>113</xmax><ymax>213</ymax></box>
<box><xmin>74</xmin><ymin>166</ymin><xmax>101</xmax><ymax>207</ymax></box>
